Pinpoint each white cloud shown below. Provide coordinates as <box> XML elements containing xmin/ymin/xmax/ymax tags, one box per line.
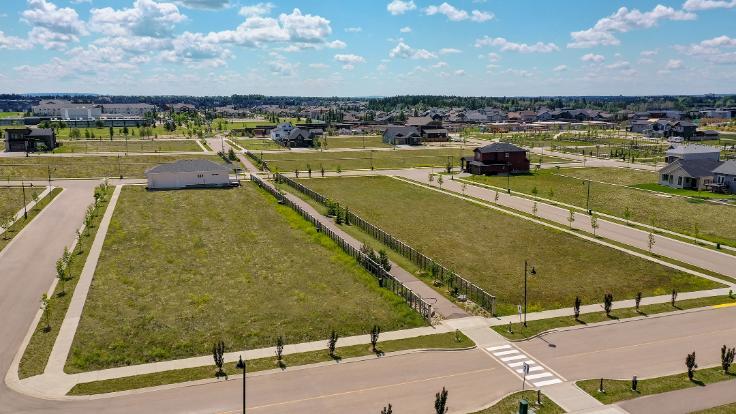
<box><xmin>334</xmin><ymin>53</ymin><xmax>365</xmax><ymax>64</ymax></box>
<box><xmin>177</xmin><ymin>0</ymin><xmax>230</xmax><ymax>9</ymax></box>
<box><xmin>581</xmin><ymin>53</ymin><xmax>605</xmax><ymax>62</ymax></box>
<box><xmin>326</xmin><ymin>40</ymin><xmax>347</xmax><ymax>49</ymax></box>
<box><xmin>239</xmin><ymin>2</ymin><xmax>274</xmax><ymax>17</ymax></box>
<box><xmin>344</xmin><ymin>27</ymin><xmax>362</xmax><ymax>33</ymax></box>
<box><xmin>425</xmin><ymin>2</ymin><xmax>494</xmax><ymax>22</ymax></box>
<box><xmin>675</xmin><ymin>35</ymin><xmax>736</xmax><ymax>63</ymax></box>
<box><xmin>453</xmin><ymin>69</ymin><xmax>465</xmax><ymax>75</ymax></box>
<box><xmin>400</xmin><ymin>26</ymin><xmax>412</xmax><ymax>33</ymax></box>
<box><xmin>269</xmin><ymin>60</ymin><xmax>298</xmax><ymax>76</ymax></box>
<box><xmin>682</xmin><ymin>0</ymin><xmax>736</xmax><ymax>11</ymax></box>
<box><xmin>389</xmin><ymin>41</ymin><xmax>437</xmax><ymax>59</ymax></box>
<box><xmin>0</xmin><ymin>31</ymin><xmax>33</xmax><ymax>50</ymax></box>
<box><xmin>640</xmin><ymin>49</ymin><xmax>658</xmax><ymax>56</ymax></box>
<box><xmin>387</xmin><ymin>0</ymin><xmax>416</xmax><ymax>15</ymax></box>
<box><xmin>568</xmin><ymin>5</ymin><xmax>696</xmax><ymax>48</ymax></box>
<box><xmin>553</xmin><ymin>64</ymin><xmax>567</xmax><ymax>72</ymax></box>
<box><xmin>475</xmin><ymin>36</ymin><xmax>559</xmax><ymax>53</ymax></box>
<box><xmin>606</xmin><ymin>60</ymin><xmax>630</xmax><ymax>69</ymax></box>
<box><xmin>309</xmin><ymin>63</ymin><xmax>329</xmax><ymax>69</ymax></box>
<box><xmin>161</xmin><ymin>31</ymin><xmax>232</xmax><ymax>67</ymax></box>
<box><xmin>439</xmin><ymin>47</ymin><xmax>461</xmax><ymax>54</ymax></box>
<box><xmin>502</xmin><ymin>68</ymin><xmax>532</xmax><ymax>77</ymax></box>
<box><xmin>665</xmin><ymin>59</ymin><xmax>684</xmax><ymax>69</ymax></box>
<box><xmin>22</xmin><ymin>0</ymin><xmax>88</xmax><ymax>48</ymax></box>
<box><xmin>90</xmin><ymin>0</ymin><xmax>186</xmax><ymax>38</ymax></box>
<box><xmin>432</xmin><ymin>61</ymin><xmax>448</xmax><ymax>68</ymax></box>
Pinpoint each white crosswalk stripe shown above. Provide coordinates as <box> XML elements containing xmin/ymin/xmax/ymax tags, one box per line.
<box><xmin>485</xmin><ymin>344</ymin><xmax>563</xmax><ymax>388</ymax></box>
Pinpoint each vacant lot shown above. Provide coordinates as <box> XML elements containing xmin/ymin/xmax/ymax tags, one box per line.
<box><xmin>319</xmin><ymin>135</ymin><xmax>391</xmax><ymax>149</ymax></box>
<box><xmin>66</xmin><ymin>183</ymin><xmax>424</xmax><ymax>372</ymax></box>
<box><xmin>466</xmin><ymin>167</ymin><xmax>736</xmax><ymax>246</ymax></box>
<box><xmin>0</xmin><ymin>187</ymin><xmax>27</xmax><ymax>219</ymax></box>
<box><xmin>263</xmin><ymin>148</ymin><xmax>472</xmax><ymax>172</ymax></box>
<box><xmin>53</xmin><ymin>140</ymin><xmax>202</xmax><ymax>154</ymax></box>
<box><xmin>300</xmin><ymin>176</ymin><xmax>719</xmax><ymax>315</ymax></box>
<box><xmin>234</xmin><ymin>138</ymin><xmax>285</xmax><ymax>151</ymax></box>
<box><xmin>0</xmin><ymin>154</ymin><xmax>225</xmax><ymax>180</ymax></box>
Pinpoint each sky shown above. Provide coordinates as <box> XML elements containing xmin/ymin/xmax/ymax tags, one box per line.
<box><xmin>0</xmin><ymin>0</ymin><xmax>735</xmax><ymax>96</ymax></box>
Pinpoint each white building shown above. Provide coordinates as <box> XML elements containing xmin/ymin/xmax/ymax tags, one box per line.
<box><xmin>145</xmin><ymin>159</ymin><xmax>233</xmax><ymax>190</ymax></box>
<box><xmin>270</xmin><ymin>122</ymin><xmax>294</xmax><ymax>141</ymax></box>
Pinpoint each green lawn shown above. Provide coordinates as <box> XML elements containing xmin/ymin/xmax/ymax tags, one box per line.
<box><xmin>0</xmin><ymin>187</ymin><xmax>27</xmax><ymax>219</ymax></box>
<box><xmin>65</xmin><ymin>183</ymin><xmax>425</xmax><ymax>373</ymax></box>
<box><xmin>235</xmin><ymin>138</ymin><xmax>285</xmax><ymax>151</ymax></box>
<box><xmin>493</xmin><ymin>295</ymin><xmax>736</xmax><ymax>340</ymax></box>
<box><xmin>577</xmin><ymin>366</ymin><xmax>736</xmax><ymax>404</ymax></box>
<box><xmin>319</xmin><ymin>135</ymin><xmax>391</xmax><ymax>149</ymax></box>
<box><xmin>53</xmin><ymin>140</ymin><xmax>202</xmax><ymax>154</ymax></box>
<box><xmin>0</xmin><ymin>111</ymin><xmax>23</xmax><ymax>118</ymax></box>
<box><xmin>19</xmin><ymin>185</ymin><xmax>113</xmax><ymax>379</ymax></box>
<box><xmin>692</xmin><ymin>402</ymin><xmax>736</xmax><ymax>413</ymax></box>
<box><xmin>67</xmin><ymin>332</ymin><xmax>472</xmax><ymax>395</ymax></box>
<box><xmin>263</xmin><ymin>148</ymin><xmax>472</xmax><ymax>172</ymax></box>
<box><xmin>633</xmin><ymin>183</ymin><xmax>736</xmax><ymax>200</ymax></box>
<box><xmin>299</xmin><ymin>176</ymin><xmax>719</xmax><ymax>315</ymax></box>
<box><xmin>0</xmin><ymin>187</ymin><xmax>62</xmax><ymax>254</ymax></box>
<box><xmin>0</xmin><ymin>154</ymin><xmax>225</xmax><ymax>180</ymax></box>
<box><xmin>471</xmin><ymin>390</ymin><xmax>563</xmax><ymax>414</ymax></box>
<box><xmin>465</xmin><ymin>167</ymin><xmax>736</xmax><ymax>246</ymax></box>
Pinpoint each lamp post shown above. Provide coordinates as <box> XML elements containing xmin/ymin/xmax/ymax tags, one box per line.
<box><xmin>236</xmin><ymin>355</ymin><xmax>246</xmax><ymax>413</ymax></box>
<box><xmin>21</xmin><ymin>181</ymin><xmax>28</xmax><ymax>219</ymax></box>
<box><xmin>523</xmin><ymin>260</ymin><xmax>536</xmax><ymax>327</ymax></box>
<box><xmin>506</xmin><ymin>163</ymin><xmax>512</xmax><ymax>194</ymax></box>
<box><xmin>584</xmin><ymin>179</ymin><xmax>592</xmax><ymax>214</ymax></box>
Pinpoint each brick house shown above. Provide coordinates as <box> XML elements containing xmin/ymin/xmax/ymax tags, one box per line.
<box><xmin>462</xmin><ymin>142</ymin><xmax>530</xmax><ymax>175</ymax></box>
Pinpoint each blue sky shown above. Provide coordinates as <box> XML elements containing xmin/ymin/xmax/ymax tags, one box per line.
<box><xmin>0</xmin><ymin>0</ymin><xmax>735</xmax><ymax>96</ymax></box>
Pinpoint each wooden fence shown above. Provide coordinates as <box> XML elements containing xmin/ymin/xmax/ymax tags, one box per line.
<box><xmin>250</xmin><ymin>174</ymin><xmax>433</xmax><ymax>321</ymax></box>
<box><xmin>273</xmin><ymin>173</ymin><xmax>497</xmax><ymax>315</ymax></box>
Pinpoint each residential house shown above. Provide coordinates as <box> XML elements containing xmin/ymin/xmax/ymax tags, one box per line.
<box><xmin>406</xmin><ymin>116</ymin><xmax>449</xmax><ymax>141</ymax></box>
<box><xmin>383</xmin><ymin>126</ymin><xmax>421</xmax><ymax>145</ymax></box>
<box><xmin>461</xmin><ymin>142</ymin><xmax>530</xmax><ymax>175</ymax></box>
<box><xmin>658</xmin><ymin>145</ymin><xmax>722</xmax><ymax>190</ymax></box>
<box><xmin>711</xmin><ymin>160</ymin><xmax>736</xmax><ymax>193</ymax></box>
<box><xmin>3</xmin><ymin>127</ymin><xmax>56</xmax><ymax>152</ymax></box>
<box><xmin>665</xmin><ymin>144</ymin><xmax>720</xmax><ymax>163</ymax></box>
<box><xmin>279</xmin><ymin>127</ymin><xmax>316</xmax><ymax>148</ymax></box>
<box><xmin>270</xmin><ymin>122</ymin><xmax>294</xmax><ymax>141</ymax></box>
<box><xmin>146</xmin><ymin>159</ymin><xmax>233</xmax><ymax>190</ymax></box>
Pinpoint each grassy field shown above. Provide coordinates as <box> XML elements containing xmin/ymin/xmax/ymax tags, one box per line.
<box><xmin>299</xmin><ymin>176</ymin><xmax>719</xmax><ymax>315</ymax></box>
<box><xmin>0</xmin><ymin>187</ymin><xmax>28</xmax><ymax>219</ymax></box>
<box><xmin>492</xmin><ymin>295</ymin><xmax>736</xmax><ymax>340</ymax></box>
<box><xmin>464</xmin><ymin>167</ymin><xmax>736</xmax><ymax>246</ymax></box>
<box><xmin>18</xmin><ymin>185</ymin><xmax>113</xmax><ymax>379</ymax></box>
<box><xmin>68</xmin><ymin>332</ymin><xmax>472</xmax><ymax>395</ymax></box>
<box><xmin>234</xmin><ymin>138</ymin><xmax>285</xmax><ymax>151</ymax></box>
<box><xmin>0</xmin><ymin>187</ymin><xmax>62</xmax><ymax>254</ymax></box>
<box><xmin>0</xmin><ymin>154</ymin><xmax>225</xmax><ymax>180</ymax></box>
<box><xmin>693</xmin><ymin>402</ymin><xmax>736</xmax><ymax>413</ymax></box>
<box><xmin>0</xmin><ymin>111</ymin><xmax>23</xmax><ymax>118</ymax></box>
<box><xmin>53</xmin><ymin>140</ymin><xmax>202</xmax><ymax>154</ymax></box>
<box><xmin>319</xmin><ymin>135</ymin><xmax>391</xmax><ymax>149</ymax></box>
<box><xmin>471</xmin><ymin>390</ymin><xmax>563</xmax><ymax>414</ymax></box>
<box><xmin>263</xmin><ymin>148</ymin><xmax>472</xmax><ymax>172</ymax></box>
<box><xmin>65</xmin><ymin>183</ymin><xmax>425</xmax><ymax>373</ymax></box>
<box><xmin>633</xmin><ymin>183</ymin><xmax>736</xmax><ymax>200</ymax></box>
<box><xmin>578</xmin><ymin>366</ymin><xmax>736</xmax><ymax>404</ymax></box>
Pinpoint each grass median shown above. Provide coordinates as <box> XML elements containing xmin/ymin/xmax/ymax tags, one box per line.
<box><xmin>471</xmin><ymin>390</ymin><xmax>563</xmax><ymax>414</ymax></box>
<box><xmin>577</xmin><ymin>365</ymin><xmax>736</xmax><ymax>405</ymax></box>
<box><xmin>67</xmin><ymin>331</ymin><xmax>473</xmax><ymax>396</ymax></box>
<box><xmin>493</xmin><ymin>295</ymin><xmax>736</xmax><ymax>340</ymax></box>
<box><xmin>53</xmin><ymin>140</ymin><xmax>203</xmax><ymax>154</ymax></box>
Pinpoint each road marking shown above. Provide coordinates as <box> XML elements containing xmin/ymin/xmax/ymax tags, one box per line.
<box><xmin>486</xmin><ymin>345</ymin><xmax>512</xmax><ymax>352</ymax></box>
<box><xmin>508</xmin><ymin>360</ymin><xmax>535</xmax><ymax>368</ymax></box>
<box><xmin>516</xmin><ymin>366</ymin><xmax>543</xmax><ymax>374</ymax></box>
<box><xmin>501</xmin><ymin>354</ymin><xmax>528</xmax><ymax>362</ymax></box>
<box><xmin>493</xmin><ymin>350</ymin><xmax>520</xmax><ymax>356</ymax></box>
<box><xmin>533</xmin><ymin>378</ymin><xmax>563</xmax><ymax>387</ymax></box>
<box><xmin>712</xmin><ymin>303</ymin><xmax>736</xmax><ymax>309</ymax></box>
<box><xmin>526</xmin><ymin>372</ymin><xmax>554</xmax><ymax>380</ymax></box>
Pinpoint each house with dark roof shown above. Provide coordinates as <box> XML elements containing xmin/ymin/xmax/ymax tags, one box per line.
<box><xmin>383</xmin><ymin>126</ymin><xmax>421</xmax><ymax>145</ymax></box>
<box><xmin>658</xmin><ymin>158</ymin><xmax>722</xmax><ymax>190</ymax></box>
<box><xmin>406</xmin><ymin>116</ymin><xmax>448</xmax><ymax>142</ymax></box>
<box><xmin>145</xmin><ymin>159</ymin><xmax>233</xmax><ymax>189</ymax></box>
<box><xmin>711</xmin><ymin>160</ymin><xmax>736</xmax><ymax>193</ymax></box>
<box><xmin>3</xmin><ymin>127</ymin><xmax>56</xmax><ymax>152</ymax></box>
<box><xmin>461</xmin><ymin>142</ymin><xmax>530</xmax><ymax>175</ymax></box>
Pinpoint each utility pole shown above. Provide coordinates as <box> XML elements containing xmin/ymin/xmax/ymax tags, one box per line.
<box><xmin>236</xmin><ymin>356</ymin><xmax>247</xmax><ymax>413</ymax></box>
<box><xmin>523</xmin><ymin>260</ymin><xmax>536</xmax><ymax>327</ymax></box>
<box><xmin>21</xmin><ymin>181</ymin><xmax>27</xmax><ymax>219</ymax></box>
<box><xmin>585</xmin><ymin>179</ymin><xmax>592</xmax><ymax>214</ymax></box>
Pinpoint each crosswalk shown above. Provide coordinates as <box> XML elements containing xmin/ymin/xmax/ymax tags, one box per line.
<box><xmin>485</xmin><ymin>344</ymin><xmax>562</xmax><ymax>387</ymax></box>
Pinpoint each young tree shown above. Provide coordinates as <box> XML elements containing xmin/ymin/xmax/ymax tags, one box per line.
<box><xmin>567</xmin><ymin>209</ymin><xmax>575</xmax><ymax>229</ymax></box>
<box><xmin>381</xmin><ymin>404</ymin><xmax>393</xmax><ymax>414</ymax></box>
<box><xmin>370</xmin><ymin>325</ymin><xmax>381</xmax><ymax>353</ymax></box>
<box><xmin>603</xmin><ymin>293</ymin><xmax>614</xmax><ymax>317</ymax></box>
<box><xmin>320</xmin><ymin>165</ymin><xmax>325</xmax><ymax>177</ymax></box>
<box><xmin>721</xmin><ymin>345</ymin><xmax>735</xmax><ymax>374</ymax></box>
<box><xmin>648</xmin><ymin>233</ymin><xmax>656</xmax><ymax>254</ymax></box>
<box><xmin>531</xmin><ymin>186</ymin><xmax>538</xmax><ymax>197</ymax></box>
<box><xmin>685</xmin><ymin>351</ymin><xmax>698</xmax><ymax>381</ymax></box>
<box><xmin>532</xmin><ymin>202</ymin><xmax>538</xmax><ymax>217</ymax></box>
<box><xmin>336</xmin><ymin>165</ymin><xmax>342</xmax><ymax>175</ymax></box>
<box><xmin>590</xmin><ymin>214</ymin><xmax>599</xmax><ymax>237</ymax></box>
<box><xmin>434</xmin><ymin>387</ymin><xmax>449</xmax><ymax>414</ymax></box>
<box><xmin>328</xmin><ymin>330</ymin><xmax>339</xmax><ymax>358</ymax></box>
<box><xmin>75</xmin><ymin>229</ymin><xmax>83</xmax><ymax>253</ymax></box>
<box><xmin>547</xmin><ymin>189</ymin><xmax>555</xmax><ymax>201</ymax></box>
<box><xmin>635</xmin><ymin>292</ymin><xmax>642</xmax><ymax>313</ymax></box>
<box><xmin>428</xmin><ymin>173</ymin><xmax>434</xmax><ymax>184</ymax></box>
<box><xmin>671</xmin><ymin>289</ymin><xmax>678</xmax><ymax>307</ymax></box>
<box><xmin>494</xmin><ymin>191</ymin><xmax>499</xmax><ymax>204</ymax></box>
<box><xmin>276</xmin><ymin>336</ymin><xmax>284</xmax><ymax>363</ymax></box>
<box><xmin>574</xmin><ymin>296</ymin><xmax>582</xmax><ymax>320</ymax></box>
<box><xmin>378</xmin><ymin>249</ymin><xmax>391</xmax><ymax>271</ymax></box>
<box><xmin>437</xmin><ymin>175</ymin><xmax>444</xmax><ymax>189</ymax></box>
<box><xmin>40</xmin><ymin>294</ymin><xmax>51</xmax><ymax>332</ymax></box>
<box><xmin>461</xmin><ymin>182</ymin><xmax>466</xmax><ymax>195</ymax></box>
<box><xmin>624</xmin><ymin>207</ymin><xmax>631</xmax><ymax>225</ymax></box>
<box><xmin>55</xmin><ymin>258</ymin><xmax>67</xmax><ymax>296</ymax></box>
<box><xmin>0</xmin><ymin>215</ymin><xmax>13</xmax><ymax>240</ymax></box>
<box><xmin>212</xmin><ymin>341</ymin><xmax>226</xmax><ymax>379</ymax></box>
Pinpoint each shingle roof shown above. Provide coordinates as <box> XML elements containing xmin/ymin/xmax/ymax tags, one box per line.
<box><xmin>383</xmin><ymin>126</ymin><xmax>420</xmax><ymax>139</ymax></box>
<box><xmin>474</xmin><ymin>142</ymin><xmax>526</xmax><ymax>154</ymax></box>
<box><xmin>712</xmin><ymin>160</ymin><xmax>736</xmax><ymax>176</ymax></box>
<box><xmin>27</xmin><ymin>128</ymin><xmax>54</xmax><ymax>137</ymax></box>
<box><xmin>146</xmin><ymin>159</ymin><xmax>231</xmax><ymax>174</ymax></box>
<box><xmin>406</xmin><ymin>116</ymin><xmax>435</xmax><ymax>126</ymax></box>
<box><xmin>666</xmin><ymin>144</ymin><xmax>720</xmax><ymax>155</ymax></box>
<box><xmin>659</xmin><ymin>159</ymin><xmax>722</xmax><ymax>178</ymax></box>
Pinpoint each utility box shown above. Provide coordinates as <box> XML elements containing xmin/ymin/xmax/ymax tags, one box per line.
<box><xmin>519</xmin><ymin>399</ymin><xmax>528</xmax><ymax>414</ymax></box>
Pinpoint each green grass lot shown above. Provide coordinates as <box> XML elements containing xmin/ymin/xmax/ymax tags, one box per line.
<box><xmin>235</xmin><ymin>138</ymin><xmax>285</xmax><ymax>151</ymax></box>
<box><xmin>692</xmin><ymin>402</ymin><xmax>736</xmax><ymax>414</ymax></box>
<box><xmin>53</xmin><ymin>126</ymin><xmax>180</xmax><ymax>139</ymax></box>
<box><xmin>18</xmin><ymin>185</ymin><xmax>113</xmax><ymax>379</ymax></box>
<box><xmin>578</xmin><ymin>366</ymin><xmax>736</xmax><ymax>405</ymax></box>
<box><xmin>633</xmin><ymin>183</ymin><xmax>736</xmax><ymax>200</ymax></box>
<box><xmin>0</xmin><ymin>154</ymin><xmax>224</xmax><ymax>180</ymax></box>
<box><xmin>493</xmin><ymin>295</ymin><xmax>736</xmax><ymax>340</ymax></box>
<box><xmin>0</xmin><ymin>111</ymin><xmax>23</xmax><ymax>118</ymax></box>
<box><xmin>68</xmin><ymin>332</ymin><xmax>472</xmax><ymax>396</ymax></box>
<box><xmin>263</xmin><ymin>148</ymin><xmax>472</xmax><ymax>172</ymax></box>
<box><xmin>299</xmin><ymin>176</ymin><xmax>719</xmax><ymax>315</ymax></box>
<box><xmin>0</xmin><ymin>187</ymin><xmax>62</xmax><ymax>254</ymax></box>
<box><xmin>0</xmin><ymin>187</ymin><xmax>27</xmax><ymax>218</ymax></box>
<box><xmin>65</xmin><ymin>183</ymin><xmax>425</xmax><ymax>373</ymax></box>
<box><xmin>53</xmin><ymin>140</ymin><xmax>203</xmax><ymax>154</ymax></box>
<box><xmin>471</xmin><ymin>391</ymin><xmax>563</xmax><ymax>414</ymax></box>
<box><xmin>213</xmin><ymin>117</ymin><xmax>300</xmax><ymax>131</ymax></box>
<box><xmin>556</xmin><ymin>143</ymin><xmax>668</xmax><ymax>164</ymax></box>
<box><xmin>319</xmin><ymin>135</ymin><xmax>391</xmax><ymax>149</ymax></box>
<box><xmin>464</xmin><ymin>167</ymin><xmax>736</xmax><ymax>246</ymax></box>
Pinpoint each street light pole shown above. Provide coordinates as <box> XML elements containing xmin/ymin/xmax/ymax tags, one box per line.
<box><xmin>21</xmin><ymin>181</ymin><xmax>27</xmax><ymax>219</ymax></box>
<box><xmin>585</xmin><ymin>179</ymin><xmax>591</xmax><ymax>214</ymax></box>
<box><xmin>236</xmin><ymin>356</ymin><xmax>246</xmax><ymax>413</ymax></box>
<box><xmin>523</xmin><ymin>260</ymin><xmax>536</xmax><ymax>327</ymax></box>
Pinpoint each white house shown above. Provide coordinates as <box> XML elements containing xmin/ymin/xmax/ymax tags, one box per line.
<box><xmin>145</xmin><ymin>159</ymin><xmax>232</xmax><ymax>190</ymax></box>
<box><xmin>270</xmin><ymin>122</ymin><xmax>294</xmax><ymax>141</ymax></box>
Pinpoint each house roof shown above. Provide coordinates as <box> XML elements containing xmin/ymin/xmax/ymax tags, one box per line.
<box><xmin>423</xmin><ymin>128</ymin><xmax>448</xmax><ymax>134</ymax></box>
<box><xmin>28</xmin><ymin>128</ymin><xmax>54</xmax><ymax>137</ymax></box>
<box><xmin>406</xmin><ymin>116</ymin><xmax>435</xmax><ymax>126</ymax></box>
<box><xmin>287</xmin><ymin>128</ymin><xmax>313</xmax><ymax>140</ymax></box>
<box><xmin>666</xmin><ymin>144</ymin><xmax>720</xmax><ymax>156</ymax></box>
<box><xmin>383</xmin><ymin>126</ymin><xmax>420</xmax><ymax>139</ymax></box>
<box><xmin>474</xmin><ymin>142</ymin><xmax>526</xmax><ymax>154</ymax></box>
<box><xmin>712</xmin><ymin>160</ymin><xmax>736</xmax><ymax>176</ymax></box>
<box><xmin>659</xmin><ymin>159</ymin><xmax>722</xmax><ymax>178</ymax></box>
<box><xmin>146</xmin><ymin>159</ymin><xmax>231</xmax><ymax>174</ymax></box>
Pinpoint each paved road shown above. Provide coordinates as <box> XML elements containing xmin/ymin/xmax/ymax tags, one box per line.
<box><xmin>516</xmin><ymin>306</ymin><xmax>736</xmax><ymax>381</ymax></box>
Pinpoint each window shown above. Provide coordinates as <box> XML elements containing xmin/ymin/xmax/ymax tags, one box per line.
<box><xmin>677</xmin><ymin>176</ymin><xmax>682</xmax><ymax>185</ymax></box>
